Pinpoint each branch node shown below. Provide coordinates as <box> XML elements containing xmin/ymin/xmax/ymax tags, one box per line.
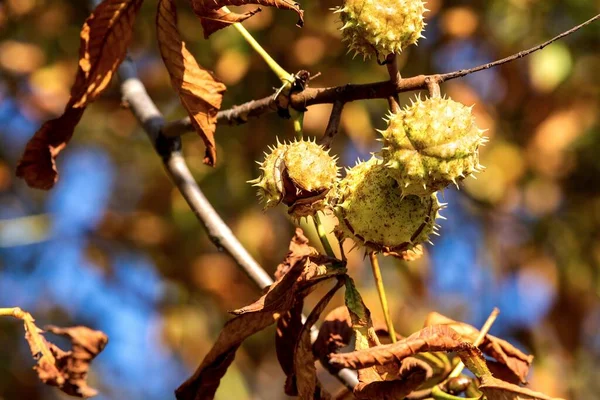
<box><xmin>425</xmin><ymin>75</ymin><xmax>442</xmax><ymax>98</ymax></box>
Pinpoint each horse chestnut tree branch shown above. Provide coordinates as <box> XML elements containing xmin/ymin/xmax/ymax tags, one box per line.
<box><xmin>9</xmin><ymin>0</ymin><xmax>598</xmax><ymax>398</ymax></box>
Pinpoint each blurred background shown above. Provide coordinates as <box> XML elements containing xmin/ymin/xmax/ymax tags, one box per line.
<box><xmin>0</xmin><ymin>0</ymin><xmax>599</xmax><ymax>398</ymax></box>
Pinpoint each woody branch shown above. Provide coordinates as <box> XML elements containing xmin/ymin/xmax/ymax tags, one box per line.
<box><xmin>161</xmin><ymin>12</ymin><xmax>599</xmax><ymax>138</ymax></box>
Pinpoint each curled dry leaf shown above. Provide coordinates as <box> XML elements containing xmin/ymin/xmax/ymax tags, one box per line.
<box><xmin>189</xmin><ymin>2</ymin><xmax>261</xmax><ymax>38</ymax></box>
<box><xmin>274</xmin><ymin>227</ymin><xmax>319</xmax><ymax>280</ymax></box>
<box><xmin>355</xmin><ymin>355</ymin><xmax>435</xmax><ymax>400</ymax></box>
<box><xmin>294</xmin><ymin>279</ymin><xmax>345</xmax><ymax>400</ymax></box>
<box><xmin>157</xmin><ymin>0</ymin><xmax>227</xmax><ymax>167</ymax></box>
<box><xmin>2</xmin><ymin>308</ymin><xmax>107</xmax><ymax>398</ymax></box>
<box><xmin>276</xmin><ymin>299</ymin><xmax>304</xmax><ymax>395</ymax></box>
<box><xmin>328</xmin><ymin>325</ymin><xmax>480</xmax><ymax>372</ymax></box>
<box><xmin>455</xmin><ymin>345</ymin><xmax>563</xmax><ymax>400</ymax></box>
<box><xmin>312</xmin><ymin>306</ymin><xmax>353</xmax><ymax>374</ymax></box>
<box><xmin>424</xmin><ymin>311</ymin><xmax>533</xmax><ymax>383</ymax></box>
<box><xmin>340</xmin><ymin>281</ymin><xmax>443</xmax><ymax>400</ymax></box>
<box><xmin>16</xmin><ymin>0</ymin><xmax>143</xmax><ymax>189</ymax></box>
<box><xmin>175</xmin><ymin>228</ymin><xmax>346</xmax><ymax>400</ymax></box>
<box><xmin>354</xmin><ymin>367</ymin><xmax>428</xmax><ymax>400</ymax></box>
<box><xmin>479</xmin><ymin>374</ymin><xmax>566</xmax><ymax>400</ymax></box>
<box><xmin>44</xmin><ymin>326</ymin><xmax>109</xmax><ymax>398</ymax></box>
<box><xmin>189</xmin><ymin>0</ymin><xmax>304</xmax><ymax>38</ymax></box>
<box><xmin>312</xmin><ymin>305</ymin><xmax>450</xmax><ymax>399</ymax></box>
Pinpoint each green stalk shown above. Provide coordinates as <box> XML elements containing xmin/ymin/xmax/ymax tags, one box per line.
<box><xmin>224</xmin><ymin>7</ymin><xmax>294</xmax><ymax>84</ymax></box>
<box><xmin>292</xmin><ymin>111</ymin><xmax>304</xmax><ymax>140</ymax></box>
<box><xmin>448</xmin><ymin>307</ymin><xmax>499</xmax><ymax>379</ymax></box>
<box><xmin>313</xmin><ymin>212</ymin><xmax>335</xmax><ymax>258</ymax></box>
<box><xmin>431</xmin><ymin>386</ymin><xmax>478</xmax><ymax>400</ymax></box>
<box><xmin>368</xmin><ymin>252</ymin><xmax>397</xmax><ymax>343</ymax></box>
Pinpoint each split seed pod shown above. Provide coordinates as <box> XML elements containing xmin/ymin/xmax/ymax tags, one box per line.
<box><xmin>250</xmin><ymin>139</ymin><xmax>339</xmax><ymax>218</ymax></box>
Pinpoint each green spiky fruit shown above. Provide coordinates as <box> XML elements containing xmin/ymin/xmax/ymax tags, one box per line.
<box><xmin>250</xmin><ymin>139</ymin><xmax>339</xmax><ymax>218</ymax></box>
<box><xmin>337</xmin><ymin>0</ymin><xmax>426</xmax><ymax>59</ymax></box>
<box><xmin>331</xmin><ymin>157</ymin><xmax>442</xmax><ymax>256</ymax></box>
<box><xmin>379</xmin><ymin>96</ymin><xmax>487</xmax><ymax>196</ymax></box>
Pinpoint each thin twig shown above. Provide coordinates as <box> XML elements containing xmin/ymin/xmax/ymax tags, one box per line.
<box><xmin>162</xmin><ymin>13</ymin><xmax>599</xmax><ymax>136</ymax></box>
<box><xmin>161</xmin><ymin>95</ymin><xmax>281</xmax><ymax>137</ymax></box>
<box><xmin>439</xmin><ymin>14</ymin><xmax>600</xmax><ymax>81</ymax></box>
<box><xmin>320</xmin><ymin>100</ymin><xmax>344</xmax><ymax>149</ymax></box>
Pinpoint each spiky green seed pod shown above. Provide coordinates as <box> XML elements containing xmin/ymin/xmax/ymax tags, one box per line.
<box><xmin>336</xmin><ymin>0</ymin><xmax>426</xmax><ymax>59</ymax></box>
<box><xmin>249</xmin><ymin>139</ymin><xmax>339</xmax><ymax>218</ymax></box>
<box><xmin>379</xmin><ymin>96</ymin><xmax>487</xmax><ymax>196</ymax></box>
<box><xmin>331</xmin><ymin>157</ymin><xmax>442</xmax><ymax>256</ymax></box>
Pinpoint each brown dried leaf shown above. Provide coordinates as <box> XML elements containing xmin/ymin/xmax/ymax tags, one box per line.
<box><xmin>424</xmin><ymin>312</ymin><xmax>533</xmax><ymax>383</ymax></box>
<box><xmin>276</xmin><ymin>299</ymin><xmax>304</xmax><ymax>395</ymax></box>
<box><xmin>312</xmin><ymin>306</ymin><xmax>353</xmax><ymax>374</ymax></box>
<box><xmin>157</xmin><ymin>0</ymin><xmax>227</xmax><ymax>167</ymax></box>
<box><xmin>176</xmin><ymin>229</ymin><xmax>345</xmax><ymax>400</ymax></box>
<box><xmin>175</xmin><ymin>258</ymin><xmax>305</xmax><ymax>399</ymax></box>
<box><xmin>44</xmin><ymin>326</ymin><xmax>109</xmax><ymax>397</ymax></box>
<box><xmin>294</xmin><ymin>279</ymin><xmax>345</xmax><ymax>400</ymax></box>
<box><xmin>328</xmin><ymin>325</ymin><xmax>477</xmax><ymax>371</ymax></box>
<box><xmin>275</xmin><ymin>227</ymin><xmax>319</xmax><ymax>280</ymax></box>
<box><xmin>4</xmin><ymin>308</ymin><xmax>108</xmax><ymax>397</ymax></box>
<box><xmin>479</xmin><ymin>375</ymin><xmax>566</xmax><ymax>400</ymax></box>
<box><xmin>16</xmin><ymin>108</ymin><xmax>84</xmax><ymax>190</ymax></box>
<box><xmin>16</xmin><ymin>0</ymin><xmax>143</xmax><ymax>189</ymax></box>
<box><xmin>354</xmin><ymin>356</ymin><xmax>434</xmax><ymax>400</ymax></box>
<box><xmin>354</xmin><ymin>368</ymin><xmax>427</xmax><ymax>400</ymax></box>
<box><xmin>190</xmin><ymin>4</ymin><xmax>261</xmax><ymax>38</ymax></box>
<box><xmin>18</xmin><ymin>312</ymin><xmax>63</xmax><ymax>388</ymax></box>
<box><xmin>190</xmin><ymin>0</ymin><xmax>304</xmax><ymax>36</ymax></box>
<box><xmin>235</xmin><ymin>230</ymin><xmax>343</xmax><ymax>316</ymax></box>
<box><xmin>341</xmin><ymin>283</ymin><xmax>435</xmax><ymax>400</ymax></box>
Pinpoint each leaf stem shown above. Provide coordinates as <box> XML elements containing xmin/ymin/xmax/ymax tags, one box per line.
<box><xmin>449</xmin><ymin>307</ymin><xmax>500</xmax><ymax>379</ymax></box>
<box><xmin>0</xmin><ymin>307</ymin><xmax>57</xmax><ymax>365</ymax></box>
<box><xmin>292</xmin><ymin>110</ymin><xmax>304</xmax><ymax>140</ymax></box>
<box><xmin>431</xmin><ymin>386</ymin><xmax>478</xmax><ymax>400</ymax></box>
<box><xmin>368</xmin><ymin>252</ymin><xmax>397</xmax><ymax>343</ymax></box>
<box><xmin>0</xmin><ymin>307</ymin><xmax>24</xmax><ymax>318</ymax></box>
<box><xmin>313</xmin><ymin>212</ymin><xmax>335</xmax><ymax>258</ymax></box>
<box><xmin>224</xmin><ymin>7</ymin><xmax>294</xmax><ymax>84</ymax></box>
